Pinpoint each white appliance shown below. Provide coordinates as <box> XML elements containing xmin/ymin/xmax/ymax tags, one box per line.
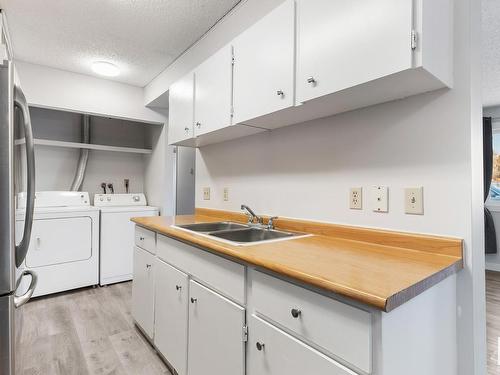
<box><xmin>16</xmin><ymin>191</ymin><xmax>99</xmax><ymax>297</ymax></box>
<box><xmin>94</xmin><ymin>193</ymin><xmax>158</xmax><ymax>286</ymax></box>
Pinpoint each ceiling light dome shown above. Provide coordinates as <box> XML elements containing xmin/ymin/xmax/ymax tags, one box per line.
<box><xmin>92</xmin><ymin>61</ymin><xmax>120</xmax><ymax>77</ymax></box>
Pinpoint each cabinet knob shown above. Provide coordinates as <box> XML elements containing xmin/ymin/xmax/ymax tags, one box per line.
<box><xmin>139</xmin><ymin>236</ymin><xmax>145</xmax><ymax>241</ymax></box>
<box><xmin>196</xmin><ymin>122</ymin><xmax>201</xmax><ymax>128</ymax></box>
<box><xmin>175</xmin><ymin>285</ymin><xmax>182</xmax><ymax>291</ymax></box>
<box><xmin>184</xmin><ymin>127</ymin><xmax>190</xmax><ymax>133</ymax></box>
<box><xmin>191</xmin><ymin>297</ymin><xmax>197</xmax><ymax>303</ymax></box>
<box><xmin>146</xmin><ymin>264</ymin><xmax>152</xmax><ymax>269</ymax></box>
<box><xmin>256</xmin><ymin>342</ymin><xmax>265</xmax><ymax>351</ymax></box>
<box><xmin>307</xmin><ymin>76</ymin><xmax>316</xmax><ymax>85</ymax></box>
<box><xmin>291</xmin><ymin>308</ymin><xmax>302</xmax><ymax>318</ymax></box>
<box><xmin>276</xmin><ymin>90</ymin><xmax>284</xmax><ymax>97</ymax></box>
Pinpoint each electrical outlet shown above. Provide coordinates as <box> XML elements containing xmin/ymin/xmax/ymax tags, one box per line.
<box><xmin>203</xmin><ymin>187</ymin><xmax>210</xmax><ymax>200</ymax></box>
<box><xmin>223</xmin><ymin>187</ymin><xmax>229</xmax><ymax>201</ymax></box>
<box><xmin>405</xmin><ymin>187</ymin><xmax>424</xmax><ymax>215</ymax></box>
<box><xmin>372</xmin><ymin>186</ymin><xmax>388</xmax><ymax>212</ymax></box>
<box><xmin>349</xmin><ymin>187</ymin><xmax>362</xmax><ymax>209</ymax></box>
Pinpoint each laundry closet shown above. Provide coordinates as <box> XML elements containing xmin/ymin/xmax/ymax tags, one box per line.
<box><xmin>22</xmin><ymin>107</ymin><xmax>161</xmax><ymax>197</ymax></box>
<box><xmin>14</xmin><ymin>103</ymin><xmax>194</xmax><ymax>296</ymax></box>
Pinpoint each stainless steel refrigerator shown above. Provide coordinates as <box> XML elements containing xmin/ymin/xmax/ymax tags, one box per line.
<box><xmin>0</xmin><ymin>59</ymin><xmax>37</xmax><ymax>374</ymax></box>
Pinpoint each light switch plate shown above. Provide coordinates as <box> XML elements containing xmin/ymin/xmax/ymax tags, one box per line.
<box><xmin>372</xmin><ymin>186</ymin><xmax>388</xmax><ymax>212</ymax></box>
<box><xmin>405</xmin><ymin>187</ymin><xmax>424</xmax><ymax>215</ymax></box>
<box><xmin>349</xmin><ymin>187</ymin><xmax>362</xmax><ymax>209</ymax></box>
<box><xmin>203</xmin><ymin>187</ymin><xmax>210</xmax><ymax>200</ymax></box>
<box><xmin>223</xmin><ymin>187</ymin><xmax>229</xmax><ymax>201</ymax></box>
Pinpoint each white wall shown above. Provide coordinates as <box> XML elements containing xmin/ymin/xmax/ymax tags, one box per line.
<box><xmin>27</xmin><ymin>107</ymin><xmax>151</xmax><ymax>197</ymax></box>
<box><xmin>15</xmin><ymin>60</ymin><xmax>167</xmax><ymax>124</ymax></box>
<box><xmin>156</xmin><ymin>0</ymin><xmax>484</xmax><ymax>373</ymax></box>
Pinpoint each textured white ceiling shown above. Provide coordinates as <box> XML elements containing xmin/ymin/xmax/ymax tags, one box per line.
<box><xmin>0</xmin><ymin>0</ymin><xmax>240</xmax><ymax>87</ymax></box>
<box><xmin>483</xmin><ymin>0</ymin><xmax>500</xmax><ymax>106</ymax></box>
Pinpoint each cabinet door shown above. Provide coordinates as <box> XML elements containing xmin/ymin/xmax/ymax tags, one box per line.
<box><xmin>187</xmin><ymin>280</ymin><xmax>245</xmax><ymax>375</ymax></box>
<box><xmin>194</xmin><ymin>44</ymin><xmax>233</xmax><ymax>136</ymax></box>
<box><xmin>154</xmin><ymin>260</ymin><xmax>189</xmax><ymax>375</ymax></box>
<box><xmin>232</xmin><ymin>0</ymin><xmax>295</xmax><ymax>125</ymax></box>
<box><xmin>132</xmin><ymin>246</ymin><xmax>155</xmax><ymax>339</ymax></box>
<box><xmin>297</xmin><ymin>0</ymin><xmax>413</xmax><ymax>103</ymax></box>
<box><xmin>168</xmin><ymin>72</ymin><xmax>195</xmax><ymax>144</ymax></box>
<box><xmin>248</xmin><ymin>315</ymin><xmax>356</xmax><ymax>375</ymax></box>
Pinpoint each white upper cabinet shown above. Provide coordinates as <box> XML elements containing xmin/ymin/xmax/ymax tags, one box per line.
<box><xmin>295</xmin><ymin>0</ymin><xmax>452</xmax><ymax>117</ymax></box>
<box><xmin>297</xmin><ymin>0</ymin><xmax>413</xmax><ymax>103</ymax></box>
<box><xmin>168</xmin><ymin>71</ymin><xmax>195</xmax><ymax>145</ymax></box>
<box><xmin>194</xmin><ymin>44</ymin><xmax>233</xmax><ymax>137</ymax></box>
<box><xmin>232</xmin><ymin>0</ymin><xmax>295</xmax><ymax>126</ymax></box>
<box><xmin>167</xmin><ymin>0</ymin><xmax>452</xmax><ymax>147</ymax></box>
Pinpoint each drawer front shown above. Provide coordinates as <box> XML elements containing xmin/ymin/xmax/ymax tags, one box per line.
<box><xmin>135</xmin><ymin>226</ymin><xmax>156</xmax><ymax>254</ymax></box>
<box><xmin>250</xmin><ymin>270</ymin><xmax>371</xmax><ymax>373</ymax></box>
<box><xmin>157</xmin><ymin>235</ymin><xmax>245</xmax><ymax>304</ymax></box>
<box><xmin>248</xmin><ymin>315</ymin><xmax>357</xmax><ymax>375</ymax></box>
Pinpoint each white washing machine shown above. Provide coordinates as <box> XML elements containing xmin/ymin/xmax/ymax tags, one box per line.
<box><xmin>16</xmin><ymin>191</ymin><xmax>99</xmax><ymax>297</ymax></box>
<box><xmin>94</xmin><ymin>193</ymin><xmax>158</xmax><ymax>286</ymax></box>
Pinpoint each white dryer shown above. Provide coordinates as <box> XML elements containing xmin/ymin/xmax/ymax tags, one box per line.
<box><xmin>94</xmin><ymin>193</ymin><xmax>158</xmax><ymax>286</ymax></box>
<box><xmin>16</xmin><ymin>191</ymin><xmax>99</xmax><ymax>297</ymax></box>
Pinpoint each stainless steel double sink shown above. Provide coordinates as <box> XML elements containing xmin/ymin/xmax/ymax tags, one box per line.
<box><xmin>174</xmin><ymin>221</ymin><xmax>308</xmax><ymax>246</ymax></box>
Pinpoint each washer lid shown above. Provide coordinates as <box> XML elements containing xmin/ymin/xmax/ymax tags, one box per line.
<box><xmin>99</xmin><ymin>206</ymin><xmax>159</xmax><ymax>213</ymax></box>
<box><xmin>94</xmin><ymin>193</ymin><xmax>148</xmax><ymax>207</ymax></box>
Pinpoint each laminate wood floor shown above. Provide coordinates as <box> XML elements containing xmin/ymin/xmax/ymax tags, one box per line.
<box><xmin>18</xmin><ymin>282</ymin><xmax>172</xmax><ymax>375</ymax></box>
<box><xmin>23</xmin><ymin>272</ymin><xmax>500</xmax><ymax>374</ymax></box>
<box><xmin>487</xmin><ymin>271</ymin><xmax>500</xmax><ymax>374</ymax></box>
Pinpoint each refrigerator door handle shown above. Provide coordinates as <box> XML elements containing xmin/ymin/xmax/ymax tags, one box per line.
<box><xmin>14</xmin><ymin>270</ymin><xmax>37</xmax><ymax>308</ymax></box>
<box><xmin>13</xmin><ymin>85</ymin><xmax>35</xmax><ymax>268</ymax></box>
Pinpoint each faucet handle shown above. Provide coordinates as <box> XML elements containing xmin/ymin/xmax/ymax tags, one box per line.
<box><xmin>241</xmin><ymin>204</ymin><xmax>257</xmax><ymax>224</ymax></box>
<box><xmin>267</xmin><ymin>217</ymin><xmax>278</xmax><ymax>230</ymax></box>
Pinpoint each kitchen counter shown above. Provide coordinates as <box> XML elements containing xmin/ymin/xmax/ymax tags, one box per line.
<box><xmin>132</xmin><ymin>208</ymin><xmax>463</xmax><ymax>312</ymax></box>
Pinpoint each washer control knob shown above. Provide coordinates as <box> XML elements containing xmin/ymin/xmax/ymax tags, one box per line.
<box><xmin>107</xmin><ymin>196</ymin><xmax>111</xmax><ymax>202</ymax></box>
<box><xmin>133</xmin><ymin>195</ymin><xmax>140</xmax><ymax>202</ymax></box>
<box><xmin>99</xmin><ymin>197</ymin><xmax>104</xmax><ymax>201</ymax></box>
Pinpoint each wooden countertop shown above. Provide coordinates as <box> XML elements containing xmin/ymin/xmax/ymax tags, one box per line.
<box><xmin>132</xmin><ymin>208</ymin><xmax>463</xmax><ymax>312</ymax></box>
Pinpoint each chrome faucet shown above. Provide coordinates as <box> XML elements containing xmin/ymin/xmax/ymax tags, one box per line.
<box><xmin>267</xmin><ymin>216</ymin><xmax>278</xmax><ymax>230</ymax></box>
<box><xmin>241</xmin><ymin>205</ymin><xmax>263</xmax><ymax>225</ymax></box>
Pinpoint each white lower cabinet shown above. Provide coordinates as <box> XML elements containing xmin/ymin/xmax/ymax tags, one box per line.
<box><xmin>134</xmin><ymin>227</ymin><xmax>457</xmax><ymax>375</ymax></box>
<box><xmin>187</xmin><ymin>280</ymin><xmax>246</xmax><ymax>375</ymax></box>
<box><xmin>154</xmin><ymin>260</ymin><xmax>189</xmax><ymax>375</ymax></box>
<box><xmin>132</xmin><ymin>246</ymin><xmax>155</xmax><ymax>339</ymax></box>
<box><xmin>248</xmin><ymin>315</ymin><xmax>357</xmax><ymax>375</ymax></box>
<box><xmin>250</xmin><ymin>269</ymin><xmax>371</xmax><ymax>372</ymax></box>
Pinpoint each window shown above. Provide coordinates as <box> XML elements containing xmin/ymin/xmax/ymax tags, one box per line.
<box><xmin>491</xmin><ymin>132</ymin><xmax>500</xmax><ymax>200</ymax></box>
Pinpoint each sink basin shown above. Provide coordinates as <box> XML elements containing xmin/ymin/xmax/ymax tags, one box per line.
<box><xmin>174</xmin><ymin>221</ymin><xmax>310</xmax><ymax>246</ymax></box>
<box><xmin>176</xmin><ymin>221</ymin><xmax>249</xmax><ymax>233</ymax></box>
<box><xmin>210</xmin><ymin>228</ymin><xmax>297</xmax><ymax>243</ymax></box>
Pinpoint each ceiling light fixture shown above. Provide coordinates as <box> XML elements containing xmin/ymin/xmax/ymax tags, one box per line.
<box><xmin>91</xmin><ymin>61</ymin><xmax>120</xmax><ymax>77</ymax></box>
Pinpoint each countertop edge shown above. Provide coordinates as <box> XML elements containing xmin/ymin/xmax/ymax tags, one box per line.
<box><xmin>385</xmin><ymin>259</ymin><xmax>463</xmax><ymax>312</ymax></box>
